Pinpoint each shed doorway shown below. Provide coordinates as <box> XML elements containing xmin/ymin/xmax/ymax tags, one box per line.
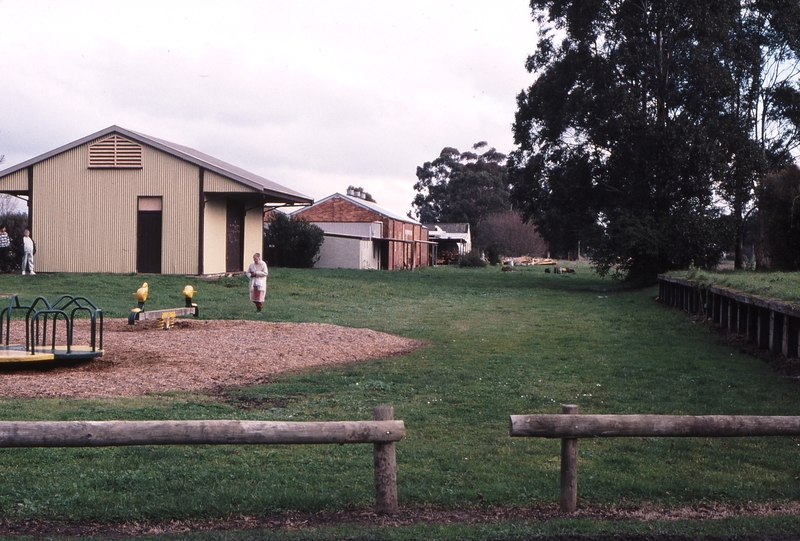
<box><xmin>137</xmin><ymin>197</ymin><xmax>162</xmax><ymax>274</ymax></box>
<box><xmin>379</xmin><ymin>240</ymin><xmax>389</xmax><ymax>270</ymax></box>
<box><xmin>226</xmin><ymin>200</ymin><xmax>245</xmax><ymax>272</ymax></box>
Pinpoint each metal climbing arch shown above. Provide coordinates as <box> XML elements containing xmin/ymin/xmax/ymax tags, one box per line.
<box><xmin>0</xmin><ymin>294</ymin><xmax>104</xmax><ymax>364</ymax></box>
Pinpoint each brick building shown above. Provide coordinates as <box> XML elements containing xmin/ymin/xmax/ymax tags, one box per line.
<box><xmin>292</xmin><ymin>189</ymin><xmax>431</xmax><ymax>270</ymax></box>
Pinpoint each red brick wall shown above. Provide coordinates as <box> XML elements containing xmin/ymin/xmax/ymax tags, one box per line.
<box><xmin>294</xmin><ymin>197</ymin><xmax>383</xmax><ymax>223</ymax></box>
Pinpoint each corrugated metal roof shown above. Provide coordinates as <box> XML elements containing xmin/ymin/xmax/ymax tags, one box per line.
<box><xmin>0</xmin><ymin>125</ymin><xmax>312</xmax><ymax>205</ymax></box>
<box><xmin>423</xmin><ymin>222</ymin><xmax>470</xmax><ymax>233</ymax></box>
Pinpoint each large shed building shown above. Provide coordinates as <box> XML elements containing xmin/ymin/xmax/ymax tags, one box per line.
<box><xmin>292</xmin><ymin>189</ymin><xmax>431</xmax><ymax>270</ymax></box>
<box><xmin>0</xmin><ymin>126</ymin><xmax>312</xmax><ymax>274</ymax></box>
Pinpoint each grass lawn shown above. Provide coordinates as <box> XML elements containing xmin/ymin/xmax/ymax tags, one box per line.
<box><xmin>0</xmin><ymin>263</ymin><xmax>799</xmax><ymax>539</ymax></box>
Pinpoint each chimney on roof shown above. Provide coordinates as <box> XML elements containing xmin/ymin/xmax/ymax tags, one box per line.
<box><xmin>345</xmin><ymin>186</ymin><xmax>375</xmax><ymax>201</ymax></box>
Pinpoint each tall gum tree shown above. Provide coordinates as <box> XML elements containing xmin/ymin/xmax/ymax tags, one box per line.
<box><xmin>715</xmin><ymin>1</ymin><xmax>800</xmax><ymax>268</ymax></box>
<box><xmin>411</xmin><ymin>142</ymin><xmax>510</xmax><ymax>236</ymax></box>
<box><xmin>509</xmin><ymin>0</ymin><xmax>800</xmax><ymax>283</ymax></box>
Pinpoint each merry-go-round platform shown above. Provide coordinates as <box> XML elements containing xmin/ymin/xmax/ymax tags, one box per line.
<box><xmin>0</xmin><ymin>294</ymin><xmax>103</xmax><ymax>364</ymax></box>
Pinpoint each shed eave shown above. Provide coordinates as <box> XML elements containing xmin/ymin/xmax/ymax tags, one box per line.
<box><xmin>0</xmin><ymin>125</ymin><xmax>312</xmax><ymax>205</ymax></box>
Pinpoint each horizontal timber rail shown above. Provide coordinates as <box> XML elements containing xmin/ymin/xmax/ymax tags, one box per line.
<box><xmin>0</xmin><ymin>405</ymin><xmax>403</xmax><ymax>514</ymax></box>
<box><xmin>657</xmin><ymin>274</ymin><xmax>800</xmax><ymax>360</ymax></box>
<box><xmin>510</xmin><ymin>405</ymin><xmax>800</xmax><ymax>513</ymax></box>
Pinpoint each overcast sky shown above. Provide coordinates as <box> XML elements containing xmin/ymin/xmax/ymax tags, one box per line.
<box><xmin>0</xmin><ymin>1</ymin><xmax>537</xmax><ymax>218</ymax></box>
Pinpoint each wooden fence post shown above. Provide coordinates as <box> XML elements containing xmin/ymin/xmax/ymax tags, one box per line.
<box><xmin>373</xmin><ymin>405</ymin><xmax>399</xmax><ymax>514</ymax></box>
<box><xmin>560</xmin><ymin>404</ymin><xmax>579</xmax><ymax>513</ymax></box>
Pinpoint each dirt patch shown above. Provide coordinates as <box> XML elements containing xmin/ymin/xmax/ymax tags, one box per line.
<box><xmin>0</xmin><ymin>318</ymin><xmax>424</xmax><ymax>399</ymax></box>
<box><xmin>0</xmin><ymin>502</ymin><xmax>798</xmax><ymax>539</ymax></box>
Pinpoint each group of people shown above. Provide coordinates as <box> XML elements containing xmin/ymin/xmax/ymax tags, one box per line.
<box><xmin>0</xmin><ymin>225</ymin><xmax>36</xmax><ymax>275</ymax></box>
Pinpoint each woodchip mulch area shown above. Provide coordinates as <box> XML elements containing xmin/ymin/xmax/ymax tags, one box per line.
<box><xmin>0</xmin><ymin>318</ymin><xmax>424</xmax><ymax>399</ymax></box>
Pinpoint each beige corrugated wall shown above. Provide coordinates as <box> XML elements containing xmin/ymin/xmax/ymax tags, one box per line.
<box><xmin>203</xmin><ymin>198</ymin><xmax>227</xmax><ymax>274</ymax></box>
<box><xmin>32</xmin><ymin>142</ymin><xmax>200</xmax><ymax>273</ymax></box>
<box><xmin>204</xmin><ymin>171</ymin><xmax>256</xmax><ymax>192</ymax></box>
<box><xmin>0</xmin><ymin>169</ymin><xmax>28</xmax><ymax>192</ymax></box>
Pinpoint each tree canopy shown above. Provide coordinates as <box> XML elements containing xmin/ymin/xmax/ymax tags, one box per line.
<box><xmin>509</xmin><ymin>0</ymin><xmax>800</xmax><ymax>284</ymax></box>
<box><xmin>411</xmin><ymin>142</ymin><xmax>511</xmax><ymax>234</ymax></box>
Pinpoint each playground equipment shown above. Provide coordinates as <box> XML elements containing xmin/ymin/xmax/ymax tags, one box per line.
<box><xmin>0</xmin><ymin>294</ymin><xmax>104</xmax><ymax>364</ymax></box>
<box><xmin>128</xmin><ymin>283</ymin><xmax>198</xmax><ymax>329</ymax></box>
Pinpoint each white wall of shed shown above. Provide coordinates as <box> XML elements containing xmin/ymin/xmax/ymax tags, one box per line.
<box><xmin>203</xmin><ymin>198</ymin><xmax>227</xmax><ymax>274</ymax></box>
<box><xmin>244</xmin><ymin>205</ymin><xmax>264</xmax><ymax>264</ymax></box>
<box><xmin>314</xmin><ymin>235</ymin><xmax>362</xmax><ymax>269</ymax></box>
<box><xmin>311</xmin><ymin>221</ymin><xmax>382</xmax><ymax>238</ymax></box>
<box><xmin>361</xmin><ymin>238</ymin><xmax>380</xmax><ymax>269</ymax></box>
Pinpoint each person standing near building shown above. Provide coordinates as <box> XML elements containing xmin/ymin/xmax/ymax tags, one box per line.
<box><xmin>246</xmin><ymin>252</ymin><xmax>268</xmax><ymax>312</ymax></box>
<box><xmin>0</xmin><ymin>225</ymin><xmax>10</xmax><ymax>272</ymax></box>
<box><xmin>21</xmin><ymin>229</ymin><xmax>35</xmax><ymax>275</ymax></box>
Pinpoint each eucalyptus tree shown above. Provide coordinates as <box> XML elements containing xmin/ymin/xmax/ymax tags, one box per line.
<box><xmin>509</xmin><ymin>0</ymin><xmax>800</xmax><ymax>283</ymax></box>
<box><xmin>714</xmin><ymin>1</ymin><xmax>800</xmax><ymax>268</ymax></box>
<box><xmin>411</xmin><ymin>142</ymin><xmax>510</xmax><ymax>234</ymax></box>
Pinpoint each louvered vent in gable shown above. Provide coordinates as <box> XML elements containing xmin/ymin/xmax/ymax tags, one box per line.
<box><xmin>88</xmin><ymin>135</ymin><xmax>143</xmax><ymax>168</ymax></box>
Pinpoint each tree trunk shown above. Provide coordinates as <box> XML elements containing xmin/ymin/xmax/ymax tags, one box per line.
<box><xmin>734</xmin><ymin>216</ymin><xmax>745</xmax><ymax>270</ymax></box>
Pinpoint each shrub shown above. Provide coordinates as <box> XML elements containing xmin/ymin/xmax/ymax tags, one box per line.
<box><xmin>474</xmin><ymin>210</ymin><xmax>548</xmax><ymax>258</ymax></box>
<box><xmin>485</xmin><ymin>245</ymin><xmax>501</xmax><ymax>266</ymax></box>
<box><xmin>0</xmin><ymin>211</ymin><xmax>29</xmax><ymax>270</ymax></box>
<box><xmin>264</xmin><ymin>213</ymin><xmax>324</xmax><ymax>268</ymax></box>
<box><xmin>458</xmin><ymin>250</ymin><xmax>487</xmax><ymax>268</ymax></box>
<box><xmin>757</xmin><ymin>164</ymin><xmax>800</xmax><ymax>270</ymax></box>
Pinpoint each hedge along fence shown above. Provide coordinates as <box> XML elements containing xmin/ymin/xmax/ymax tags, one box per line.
<box><xmin>510</xmin><ymin>405</ymin><xmax>800</xmax><ymax>513</ymax></box>
<box><xmin>0</xmin><ymin>405</ymin><xmax>404</xmax><ymax>515</ymax></box>
<box><xmin>658</xmin><ymin>274</ymin><xmax>800</xmax><ymax>359</ymax></box>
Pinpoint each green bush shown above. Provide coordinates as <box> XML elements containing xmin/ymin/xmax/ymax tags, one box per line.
<box><xmin>264</xmin><ymin>213</ymin><xmax>324</xmax><ymax>268</ymax></box>
<box><xmin>0</xmin><ymin>211</ymin><xmax>29</xmax><ymax>271</ymax></box>
<box><xmin>458</xmin><ymin>249</ymin><xmax>487</xmax><ymax>267</ymax></box>
<box><xmin>757</xmin><ymin>164</ymin><xmax>800</xmax><ymax>270</ymax></box>
<box><xmin>484</xmin><ymin>245</ymin><xmax>501</xmax><ymax>265</ymax></box>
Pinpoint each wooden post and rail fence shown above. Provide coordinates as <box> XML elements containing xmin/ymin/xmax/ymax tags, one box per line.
<box><xmin>5</xmin><ymin>403</ymin><xmax>799</xmax><ymax>516</ymax></box>
<box><xmin>0</xmin><ymin>405</ymin><xmax>403</xmax><ymax>515</ymax></box>
<box><xmin>510</xmin><ymin>404</ymin><xmax>800</xmax><ymax>513</ymax></box>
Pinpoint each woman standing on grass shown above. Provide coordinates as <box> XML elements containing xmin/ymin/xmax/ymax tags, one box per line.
<box><xmin>21</xmin><ymin>229</ymin><xmax>36</xmax><ymax>275</ymax></box>
<box><xmin>246</xmin><ymin>252</ymin><xmax>268</xmax><ymax>312</ymax></box>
